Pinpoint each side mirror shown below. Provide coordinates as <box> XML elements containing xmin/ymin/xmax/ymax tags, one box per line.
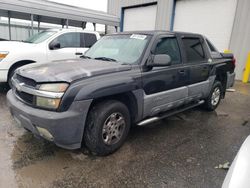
<box><xmin>49</xmin><ymin>41</ymin><xmax>61</xmax><ymax>50</ymax></box>
<box><xmin>152</xmin><ymin>54</ymin><xmax>171</xmax><ymax>67</ymax></box>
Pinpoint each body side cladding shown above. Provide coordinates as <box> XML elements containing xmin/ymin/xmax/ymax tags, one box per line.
<box><xmin>143</xmin><ymin>86</ymin><xmax>188</xmax><ymax>118</ymax></box>
<box><xmin>142</xmin><ymin>75</ymin><xmax>216</xmax><ymax>118</ymax></box>
<box><xmin>226</xmin><ymin>72</ymin><xmax>236</xmax><ymax>88</ymax></box>
<box><xmin>131</xmin><ymin>89</ymin><xmax>144</xmax><ymax>122</ymax></box>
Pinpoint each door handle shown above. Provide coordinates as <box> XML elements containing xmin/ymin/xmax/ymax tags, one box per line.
<box><xmin>178</xmin><ymin>70</ymin><xmax>186</xmax><ymax>74</ymax></box>
<box><xmin>75</xmin><ymin>52</ymin><xmax>83</xmax><ymax>55</ymax></box>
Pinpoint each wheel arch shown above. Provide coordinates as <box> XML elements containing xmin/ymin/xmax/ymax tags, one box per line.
<box><xmin>8</xmin><ymin>60</ymin><xmax>35</xmax><ymax>79</ymax></box>
<box><xmin>215</xmin><ymin>71</ymin><xmax>227</xmax><ymax>98</ymax></box>
<box><xmin>89</xmin><ymin>91</ymin><xmax>140</xmax><ymax>124</ymax></box>
<box><xmin>211</xmin><ymin>63</ymin><xmax>228</xmax><ymax>98</ymax></box>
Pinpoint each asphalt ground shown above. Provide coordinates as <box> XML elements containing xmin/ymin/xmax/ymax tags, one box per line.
<box><xmin>0</xmin><ymin>81</ymin><xmax>250</xmax><ymax>188</ymax></box>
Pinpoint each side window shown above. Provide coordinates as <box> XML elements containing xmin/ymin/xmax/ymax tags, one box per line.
<box><xmin>206</xmin><ymin>39</ymin><xmax>217</xmax><ymax>52</ymax></box>
<box><xmin>54</xmin><ymin>32</ymin><xmax>80</xmax><ymax>48</ymax></box>
<box><xmin>81</xmin><ymin>33</ymin><xmax>97</xmax><ymax>48</ymax></box>
<box><xmin>182</xmin><ymin>38</ymin><xmax>205</xmax><ymax>63</ymax></box>
<box><xmin>154</xmin><ymin>37</ymin><xmax>181</xmax><ymax>64</ymax></box>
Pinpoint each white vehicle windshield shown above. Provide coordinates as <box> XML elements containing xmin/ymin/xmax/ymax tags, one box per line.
<box><xmin>24</xmin><ymin>31</ymin><xmax>57</xmax><ymax>44</ymax></box>
<box><xmin>84</xmin><ymin>34</ymin><xmax>150</xmax><ymax>64</ymax></box>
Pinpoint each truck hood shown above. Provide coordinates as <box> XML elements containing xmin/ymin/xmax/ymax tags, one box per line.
<box><xmin>0</xmin><ymin>41</ymin><xmax>36</xmax><ymax>51</ymax></box>
<box><xmin>17</xmin><ymin>59</ymin><xmax>132</xmax><ymax>83</ymax></box>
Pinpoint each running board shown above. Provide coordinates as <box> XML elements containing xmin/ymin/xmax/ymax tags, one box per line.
<box><xmin>137</xmin><ymin>100</ymin><xmax>205</xmax><ymax>126</ymax></box>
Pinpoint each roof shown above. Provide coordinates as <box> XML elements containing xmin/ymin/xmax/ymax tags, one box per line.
<box><xmin>111</xmin><ymin>30</ymin><xmax>203</xmax><ymax>36</ymax></box>
<box><xmin>0</xmin><ymin>0</ymin><xmax>119</xmax><ymax>27</ymax></box>
<box><xmin>46</xmin><ymin>28</ymin><xmax>99</xmax><ymax>33</ymax></box>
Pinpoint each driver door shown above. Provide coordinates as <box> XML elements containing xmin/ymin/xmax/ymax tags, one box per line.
<box><xmin>142</xmin><ymin>36</ymin><xmax>189</xmax><ymax>118</ymax></box>
<box><xmin>47</xmin><ymin>32</ymin><xmax>80</xmax><ymax>62</ymax></box>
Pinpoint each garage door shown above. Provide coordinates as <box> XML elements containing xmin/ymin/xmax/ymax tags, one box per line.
<box><xmin>173</xmin><ymin>0</ymin><xmax>237</xmax><ymax>51</ymax></box>
<box><xmin>123</xmin><ymin>4</ymin><xmax>157</xmax><ymax>31</ymax></box>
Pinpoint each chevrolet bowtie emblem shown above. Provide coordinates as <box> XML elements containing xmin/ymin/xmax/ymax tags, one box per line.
<box><xmin>16</xmin><ymin>82</ymin><xmax>25</xmax><ymax>91</ymax></box>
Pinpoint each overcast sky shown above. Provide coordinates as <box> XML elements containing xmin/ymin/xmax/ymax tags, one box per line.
<box><xmin>49</xmin><ymin>0</ymin><xmax>107</xmax><ymax>12</ymax></box>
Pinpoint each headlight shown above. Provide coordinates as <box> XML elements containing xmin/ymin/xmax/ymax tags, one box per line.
<box><xmin>36</xmin><ymin>83</ymin><xmax>69</xmax><ymax>109</ymax></box>
<box><xmin>0</xmin><ymin>51</ymin><xmax>9</xmax><ymax>62</ymax></box>
<box><xmin>36</xmin><ymin>96</ymin><xmax>61</xmax><ymax>109</ymax></box>
<box><xmin>39</xmin><ymin>83</ymin><xmax>69</xmax><ymax>92</ymax></box>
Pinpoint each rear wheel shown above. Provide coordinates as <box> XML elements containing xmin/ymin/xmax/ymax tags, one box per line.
<box><xmin>203</xmin><ymin>81</ymin><xmax>223</xmax><ymax>111</ymax></box>
<box><xmin>84</xmin><ymin>100</ymin><xmax>131</xmax><ymax>156</ymax></box>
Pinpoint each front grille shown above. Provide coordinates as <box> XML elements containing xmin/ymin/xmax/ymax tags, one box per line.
<box><xmin>13</xmin><ymin>73</ymin><xmax>37</xmax><ymax>106</ymax></box>
<box><xmin>16</xmin><ymin>90</ymin><xmax>34</xmax><ymax>105</ymax></box>
<box><xmin>16</xmin><ymin>74</ymin><xmax>37</xmax><ymax>88</ymax></box>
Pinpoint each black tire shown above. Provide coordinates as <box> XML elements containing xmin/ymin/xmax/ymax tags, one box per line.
<box><xmin>203</xmin><ymin>81</ymin><xmax>223</xmax><ymax>111</ymax></box>
<box><xmin>84</xmin><ymin>100</ymin><xmax>131</xmax><ymax>156</ymax></box>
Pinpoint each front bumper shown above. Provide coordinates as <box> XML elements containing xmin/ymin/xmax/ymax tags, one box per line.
<box><xmin>7</xmin><ymin>90</ymin><xmax>92</xmax><ymax>149</ymax></box>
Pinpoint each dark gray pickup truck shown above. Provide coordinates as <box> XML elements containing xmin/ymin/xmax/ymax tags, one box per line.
<box><xmin>7</xmin><ymin>31</ymin><xmax>235</xmax><ymax>155</ymax></box>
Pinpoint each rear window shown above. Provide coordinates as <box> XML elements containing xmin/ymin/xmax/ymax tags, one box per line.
<box><xmin>182</xmin><ymin>38</ymin><xmax>205</xmax><ymax>63</ymax></box>
<box><xmin>81</xmin><ymin>33</ymin><xmax>97</xmax><ymax>48</ymax></box>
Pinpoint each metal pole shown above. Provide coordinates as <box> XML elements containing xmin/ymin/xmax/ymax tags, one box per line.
<box><xmin>8</xmin><ymin>11</ymin><xmax>11</xmax><ymax>40</ymax></box>
<box><xmin>38</xmin><ymin>21</ymin><xmax>40</xmax><ymax>32</ymax></box>
<box><xmin>37</xmin><ymin>16</ymin><xmax>40</xmax><ymax>32</ymax></box>
<box><xmin>66</xmin><ymin>19</ymin><xmax>69</xmax><ymax>28</ymax></box>
<box><xmin>105</xmin><ymin>25</ymin><xmax>107</xmax><ymax>34</ymax></box>
<box><xmin>61</xmin><ymin>19</ymin><xmax>64</xmax><ymax>28</ymax></box>
<box><xmin>81</xmin><ymin>22</ymin><xmax>86</xmax><ymax>29</ymax></box>
<box><xmin>31</xmin><ymin>14</ymin><xmax>34</xmax><ymax>36</ymax></box>
<box><xmin>93</xmin><ymin>23</ymin><xmax>96</xmax><ymax>31</ymax></box>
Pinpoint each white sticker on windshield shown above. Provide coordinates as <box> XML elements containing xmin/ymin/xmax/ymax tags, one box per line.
<box><xmin>130</xmin><ymin>34</ymin><xmax>147</xmax><ymax>40</ymax></box>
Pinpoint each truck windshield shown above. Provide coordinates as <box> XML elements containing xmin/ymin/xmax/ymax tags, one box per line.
<box><xmin>84</xmin><ymin>34</ymin><xmax>150</xmax><ymax>64</ymax></box>
<box><xmin>24</xmin><ymin>31</ymin><xmax>56</xmax><ymax>44</ymax></box>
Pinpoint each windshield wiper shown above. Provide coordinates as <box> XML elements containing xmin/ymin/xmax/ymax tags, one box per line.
<box><xmin>80</xmin><ymin>55</ymin><xmax>91</xmax><ymax>59</ymax></box>
<box><xmin>94</xmin><ymin>57</ymin><xmax>117</xmax><ymax>62</ymax></box>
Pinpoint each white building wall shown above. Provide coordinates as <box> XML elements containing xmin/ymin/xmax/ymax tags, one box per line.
<box><xmin>229</xmin><ymin>0</ymin><xmax>250</xmax><ymax>80</ymax></box>
<box><xmin>107</xmin><ymin>0</ymin><xmax>173</xmax><ymax>33</ymax></box>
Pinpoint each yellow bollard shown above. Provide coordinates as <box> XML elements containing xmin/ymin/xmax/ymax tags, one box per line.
<box><xmin>242</xmin><ymin>52</ymin><xmax>250</xmax><ymax>83</ymax></box>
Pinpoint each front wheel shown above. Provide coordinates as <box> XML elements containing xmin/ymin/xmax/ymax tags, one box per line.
<box><xmin>84</xmin><ymin>100</ymin><xmax>131</xmax><ymax>156</ymax></box>
<box><xmin>203</xmin><ymin>81</ymin><xmax>223</xmax><ymax>111</ymax></box>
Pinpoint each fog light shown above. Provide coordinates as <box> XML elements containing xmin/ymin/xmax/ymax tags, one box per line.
<box><xmin>36</xmin><ymin>127</ymin><xmax>54</xmax><ymax>141</ymax></box>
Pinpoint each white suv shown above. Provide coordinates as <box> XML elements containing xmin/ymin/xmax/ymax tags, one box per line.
<box><xmin>0</xmin><ymin>28</ymin><xmax>100</xmax><ymax>85</ymax></box>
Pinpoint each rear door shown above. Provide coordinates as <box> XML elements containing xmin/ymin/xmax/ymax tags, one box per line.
<box><xmin>75</xmin><ymin>33</ymin><xmax>98</xmax><ymax>57</ymax></box>
<box><xmin>142</xmin><ymin>35</ymin><xmax>189</xmax><ymax>117</ymax></box>
<box><xmin>181</xmin><ymin>35</ymin><xmax>211</xmax><ymax>99</ymax></box>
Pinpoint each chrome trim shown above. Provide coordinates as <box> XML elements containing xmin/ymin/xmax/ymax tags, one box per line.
<box><xmin>12</xmin><ymin>77</ymin><xmax>64</xmax><ymax>99</ymax></box>
<box><xmin>137</xmin><ymin>117</ymin><xmax>159</xmax><ymax>126</ymax></box>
